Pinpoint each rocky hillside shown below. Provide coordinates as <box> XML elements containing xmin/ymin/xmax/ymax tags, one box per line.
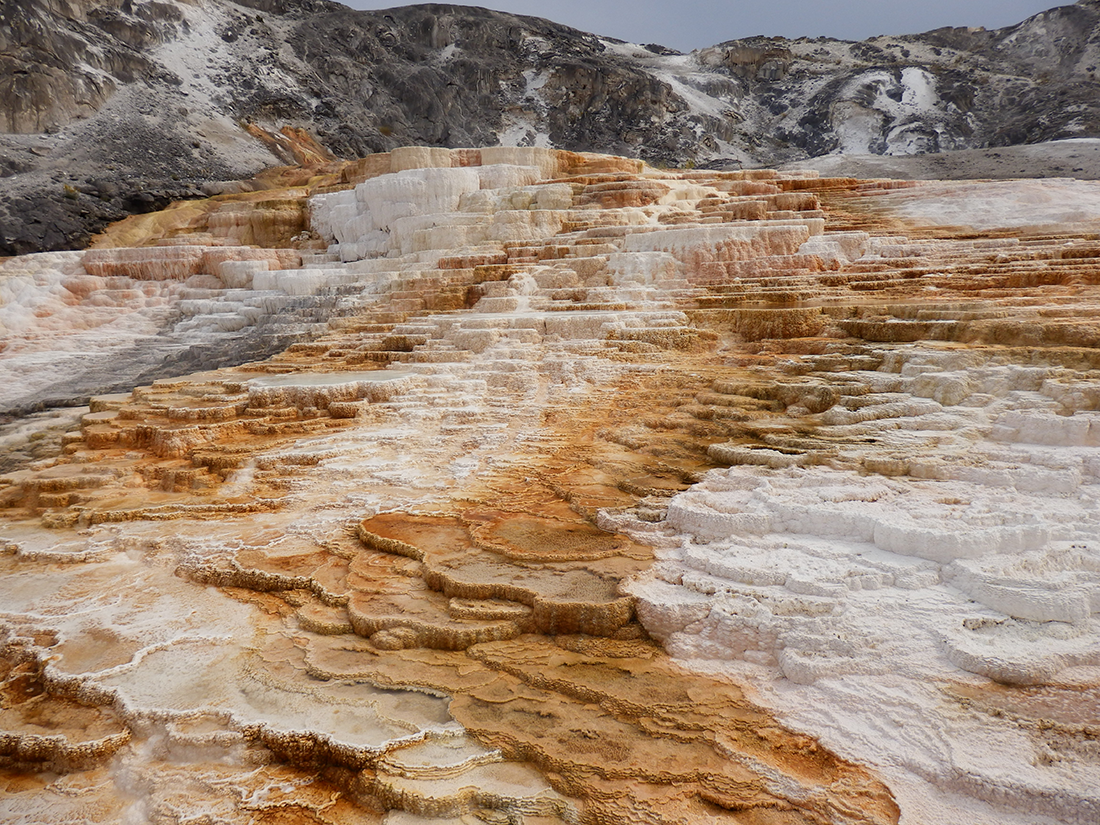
<box><xmin>3</xmin><ymin>0</ymin><xmax>1100</xmax><ymax>254</ymax></box>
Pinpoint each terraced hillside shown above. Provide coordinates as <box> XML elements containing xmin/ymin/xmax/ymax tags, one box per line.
<box><xmin>1</xmin><ymin>147</ymin><xmax>1098</xmax><ymax>824</ymax></box>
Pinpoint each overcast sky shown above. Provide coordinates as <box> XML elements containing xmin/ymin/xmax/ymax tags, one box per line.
<box><xmin>342</xmin><ymin>1</ymin><xmax>1066</xmax><ymax>52</ymax></box>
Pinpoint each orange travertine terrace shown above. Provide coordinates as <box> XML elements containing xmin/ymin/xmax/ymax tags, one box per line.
<box><xmin>1</xmin><ymin>146</ymin><xmax>1098</xmax><ymax>824</ymax></box>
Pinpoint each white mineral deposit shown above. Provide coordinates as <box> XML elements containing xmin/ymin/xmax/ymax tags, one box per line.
<box><xmin>2</xmin><ymin>144</ymin><xmax>1098</xmax><ymax>825</ymax></box>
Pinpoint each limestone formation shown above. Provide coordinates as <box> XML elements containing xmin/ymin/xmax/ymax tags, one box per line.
<box><xmin>1</xmin><ymin>146</ymin><xmax>1099</xmax><ymax>824</ymax></box>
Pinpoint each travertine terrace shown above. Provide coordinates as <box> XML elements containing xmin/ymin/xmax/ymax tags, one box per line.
<box><xmin>1</xmin><ymin>146</ymin><xmax>1098</xmax><ymax>824</ymax></box>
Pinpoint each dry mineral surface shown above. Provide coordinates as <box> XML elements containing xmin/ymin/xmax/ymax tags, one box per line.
<box><xmin>1</xmin><ymin>146</ymin><xmax>1098</xmax><ymax>824</ymax></box>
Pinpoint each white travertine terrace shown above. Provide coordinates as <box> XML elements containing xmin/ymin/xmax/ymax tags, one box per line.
<box><xmin>876</xmin><ymin>179</ymin><xmax>1100</xmax><ymax>231</ymax></box>
<box><xmin>626</xmin><ymin>343</ymin><xmax>1100</xmax><ymax>824</ymax></box>
<box><xmin>2</xmin><ymin>146</ymin><xmax>1100</xmax><ymax>824</ymax></box>
<box><xmin>0</xmin><ymin>243</ymin><xmax>315</xmax><ymax>413</ymax></box>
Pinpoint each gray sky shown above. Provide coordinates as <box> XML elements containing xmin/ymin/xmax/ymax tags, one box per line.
<box><xmin>342</xmin><ymin>1</ymin><xmax>1066</xmax><ymax>52</ymax></box>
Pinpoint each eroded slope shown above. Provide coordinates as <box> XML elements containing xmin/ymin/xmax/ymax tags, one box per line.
<box><xmin>6</xmin><ymin>0</ymin><xmax>1100</xmax><ymax>254</ymax></box>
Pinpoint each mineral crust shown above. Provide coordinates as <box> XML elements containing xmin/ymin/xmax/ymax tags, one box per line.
<box><xmin>1</xmin><ymin>146</ymin><xmax>1098</xmax><ymax>824</ymax></box>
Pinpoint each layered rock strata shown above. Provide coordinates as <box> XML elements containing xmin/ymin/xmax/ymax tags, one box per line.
<box><xmin>1</xmin><ymin>146</ymin><xmax>1099</xmax><ymax>823</ymax></box>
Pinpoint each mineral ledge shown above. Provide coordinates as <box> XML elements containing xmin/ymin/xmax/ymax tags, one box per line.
<box><xmin>0</xmin><ymin>146</ymin><xmax>1098</xmax><ymax>825</ymax></box>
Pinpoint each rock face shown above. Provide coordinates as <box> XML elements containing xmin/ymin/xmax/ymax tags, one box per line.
<box><xmin>4</xmin><ymin>0</ymin><xmax>1100</xmax><ymax>254</ymax></box>
<box><xmin>2</xmin><ymin>146</ymin><xmax>1099</xmax><ymax>823</ymax></box>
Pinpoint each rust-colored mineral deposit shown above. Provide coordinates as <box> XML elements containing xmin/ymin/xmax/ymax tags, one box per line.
<box><xmin>2</xmin><ymin>146</ymin><xmax>1098</xmax><ymax>824</ymax></box>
